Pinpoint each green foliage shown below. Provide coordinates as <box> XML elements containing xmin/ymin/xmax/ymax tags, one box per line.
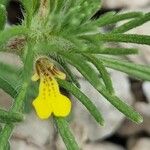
<box><xmin>0</xmin><ymin>4</ymin><xmax>6</xmax><ymax>31</ymax></box>
<box><xmin>0</xmin><ymin>0</ymin><xmax>9</xmax><ymax>6</ymax></box>
<box><xmin>98</xmin><ymin>56</ymin><xmax>150</xmax><ymax>81</ymax></box>
<box><xmin>0</xmin><ymin>124</ymin><xmax>14</xmax><ymax>150</ymax></box>
<box><xmin>0</xmin><ymin>109</ymin><xmax>24</xmax><ymax>123</ymax></box>
<box><xmin>82</xmin><ymin>33</ymin><xmax>150</xmax><ymax>45</ymax></box>
<box><xmin>61</xmin><ymin>53</ymin><xmax>143</xmax><ymax>124</ymax></box>
<box><xmin>0</xmin><ymin>26</ymin><xmax>28</xmax><ymax>49</ymax></box>
<box><xmin>95</xmin><ymin>11</ymin><xmax>143</xmax><ymax>27</ymax></box>
<box><xmin>54</xmin><ymin>117</ymin><xmax>80</xmax><ymax>150</ymax></box>
<box><xmin>58</xmin><ymin>79</ymin><xmax>104</xmax><ymax>125</ymax></box>
<box><xmin>111</xmin><ymin>12</ymin><xmax>150</xmax><ymax>33</ymax></box>
<box><xmin>0</xmin><ymin>0</ymin><xmax>150</xmax><ymax>149</ymax></box>
<box><xmin>84</xmin><ymin>54</ymin><xmax>114</xmax><ymax>94</ymax></box>
<box><xmin>79</xmin><ymin>47</ymin><xmax>138</xmax><ymax>55</ymax></box>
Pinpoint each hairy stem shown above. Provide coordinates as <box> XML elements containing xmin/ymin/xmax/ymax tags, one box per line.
<box><xmin>0</xmin><ymin>41</ymin><xmax>34</xmax><ymax>150</ymax></box>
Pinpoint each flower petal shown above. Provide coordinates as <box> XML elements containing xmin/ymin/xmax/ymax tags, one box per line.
<box><xmin>53</xmin><ymin>95</ymin><xmax>71</xmax><ymax>117</ymax></box>
<box><xmin>32</xmin><ymin>97</ymin><xmax>52</xmax><ymax>119</ymax></box>
<box><xmin>52</xmin><ymin>67</ymin><xmax>66</xmax><ymax>80</ymax></box>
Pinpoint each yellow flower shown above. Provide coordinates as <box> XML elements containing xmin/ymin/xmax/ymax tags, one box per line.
<box><xmin>32</xmin><ymin>57</ymin><xmax>71</xmax><ymax>119</ymax></box>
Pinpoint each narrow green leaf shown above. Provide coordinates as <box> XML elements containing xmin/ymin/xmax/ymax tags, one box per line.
<box><xmin>54</xmin><ymin>117</ymin><xmax>80</xmax><ymax>150</ymax></box>
<box><xmin>62</xmin><ymin>0</ymin><xmax>78</xmax><ymax>13</ymax></box>
<box><xmin>49</xmin><ymin>0</ymin><xmax>57</xmax><ymax>13</ymax></box>
<box><xmin>5</xmin><ymin>142</ymin><xmax>10</xmax><ymax>150</ymax></box>
<box><xmin>97</xmin><ymin>12</ymin><xmax>143</xmax><ymax>27</ymax></box>
<box><xmin>22</xmin><ymin>0</ymin><xmax>34</xmax><ymax>27</ymax></box>
<box><xmin>60</xmin><ymin>63</ymin><xmax>80</xmax><ymax>88</ymax></box>
<box><xmin>60</xmin><ymin>53</ymin><xmax>104</xmax><ymax>91</ymax></box>
<box><xmin>32</xmin><ymin>0</ymin><xmax>40</xmax><ymax>14</ymax></box>
<box><xmin>0</xmin><ymin>109</ymin><xmax>24</xmax><ymax>123</ymax></box>
<box><xmin>0</xmin><ymin>124</ymin><xmax>14</xmax><ymax>150</ymax></box>
<box><xmin>61</xmin><ymin>53</ymin><xmax>143</xmax><ymax>124</ymax></box>
<box><xmin>84</xmin><ymin>54</ymin><xmax>114</xmax><ymax>94</ymax></box>
<box><xmin>80</xmin><ymin>0</ymin><xmax>101</xmax><ymax>21</ymax></box>
<box><xmin>62</xmin><ymin>7</ymin><xmax>82</xmax><ymax>29</ymax></box>
<box><xmin>0</xmin><ymin>4</ymin><xmax>6</xmax><ymax>31</ymax></box>
<box><xmin>111</xmin><ymin>12</ymin><xmax>150</xmax><ymax>33</ymax></box>
<box><xmin>88</xmin><ymin>33</ymin><xmax>150</xmax><ymax>45</ymax></box>
<box><xmin>22</xmin><ymin>41</ymin><xmax>34</xmax><ymax>81</ymax></box>
<box><xmin>0</xmin><ymin>62</ymin><xmax>20</xmax><ymax>98</ymax></box>
<box><xmin>98</xmin><ymin>56</ymin><xmax>150</xmax><ymax>81</ymax></box>
<box><xmin>101</xmin><ymin>93</ymin><xmax>143</xmax><ymax>124</ymax></box>
<box><xmin>35</xmin><ymin>36</ymin><xmax>75</xmax><ymax>54</ymax></box>
<box><xmin>58</xmin><ymin>79</ymin><xmax>104</xmax><ymax>125</ymax></box>
<box><xmin>74</xmin><ymin>20</ymin><xmax>98</xmax><ymax>36</ymax></box>
<box><xmin>72</xmin><ymin>33</ymin><xmax>102</xmax><ymax>49</ymax></box>
<box><xmin>0</xmin><ymin>26</ymin><xmax>28</xmax><ymax>48</ymax></box>
<box><xmin>94</xmin><ymin>11</ymin><xmax>116</xmax><ymax>26</ymax></box>
<box><xmin>55</xmin><ymin>0</ymin><xmax>66</xmax><ymax>13</ymax></box>
<box><xmin>81</xmin><ymin>47</ymin><xmax>138</xmax><ymax>55</ymax></box>
<box><xmin>0</xmin><ymin>78</ymin><xmax>18</xmax><ymax>98</ymax></box>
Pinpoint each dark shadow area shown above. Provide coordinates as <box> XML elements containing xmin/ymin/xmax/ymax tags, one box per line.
<box><xmin>6</xmin><ymin>0</ymin><xmax>24</xmax><ymax>25</ymax></box>
<box><xmin>129</xmin><ymin>78</ymin><xmax>148</xmax><ymax>103</ymax></box>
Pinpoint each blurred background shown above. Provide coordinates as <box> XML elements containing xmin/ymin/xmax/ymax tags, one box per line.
<box><xmin>0</xmin><ymin>0</ymin><xmax>150</xmax><ymax>149</ymax></box>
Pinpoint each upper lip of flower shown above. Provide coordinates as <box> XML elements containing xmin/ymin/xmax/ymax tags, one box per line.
<box><xmin>34</xmin><ymin>57</ymin><xmax>66</xmax><ymax>80</ymax></box>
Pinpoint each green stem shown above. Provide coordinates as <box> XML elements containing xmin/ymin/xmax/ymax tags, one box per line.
<box><xmin>54</xmin><ymin>117</ymin><xmax>80</xmax><ymax>150</ymax></box>
<box><xmin>0</xmin><ymin>85</ymin><xmax>29</xmax><ymax>150</ymax></box>
<box><xmin>11</xmin><ymin>82</ymin><xmax>28</xmax><ymax>112</ymax></box>
<box><xmin>0</xmin><ymin>41</ymin><xmax>34</xmax><ymax>150</ymax></box>
<box><xmin>0</xmin><ymin>124</ymin><xmax>14</xmax><ymax>150</ymax></box>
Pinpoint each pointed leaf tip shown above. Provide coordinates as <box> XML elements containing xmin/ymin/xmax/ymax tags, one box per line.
<box><xmin>136</xmin><ymin>114</ymin><xmax>143</xmax><ymax>124</ymax></box>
